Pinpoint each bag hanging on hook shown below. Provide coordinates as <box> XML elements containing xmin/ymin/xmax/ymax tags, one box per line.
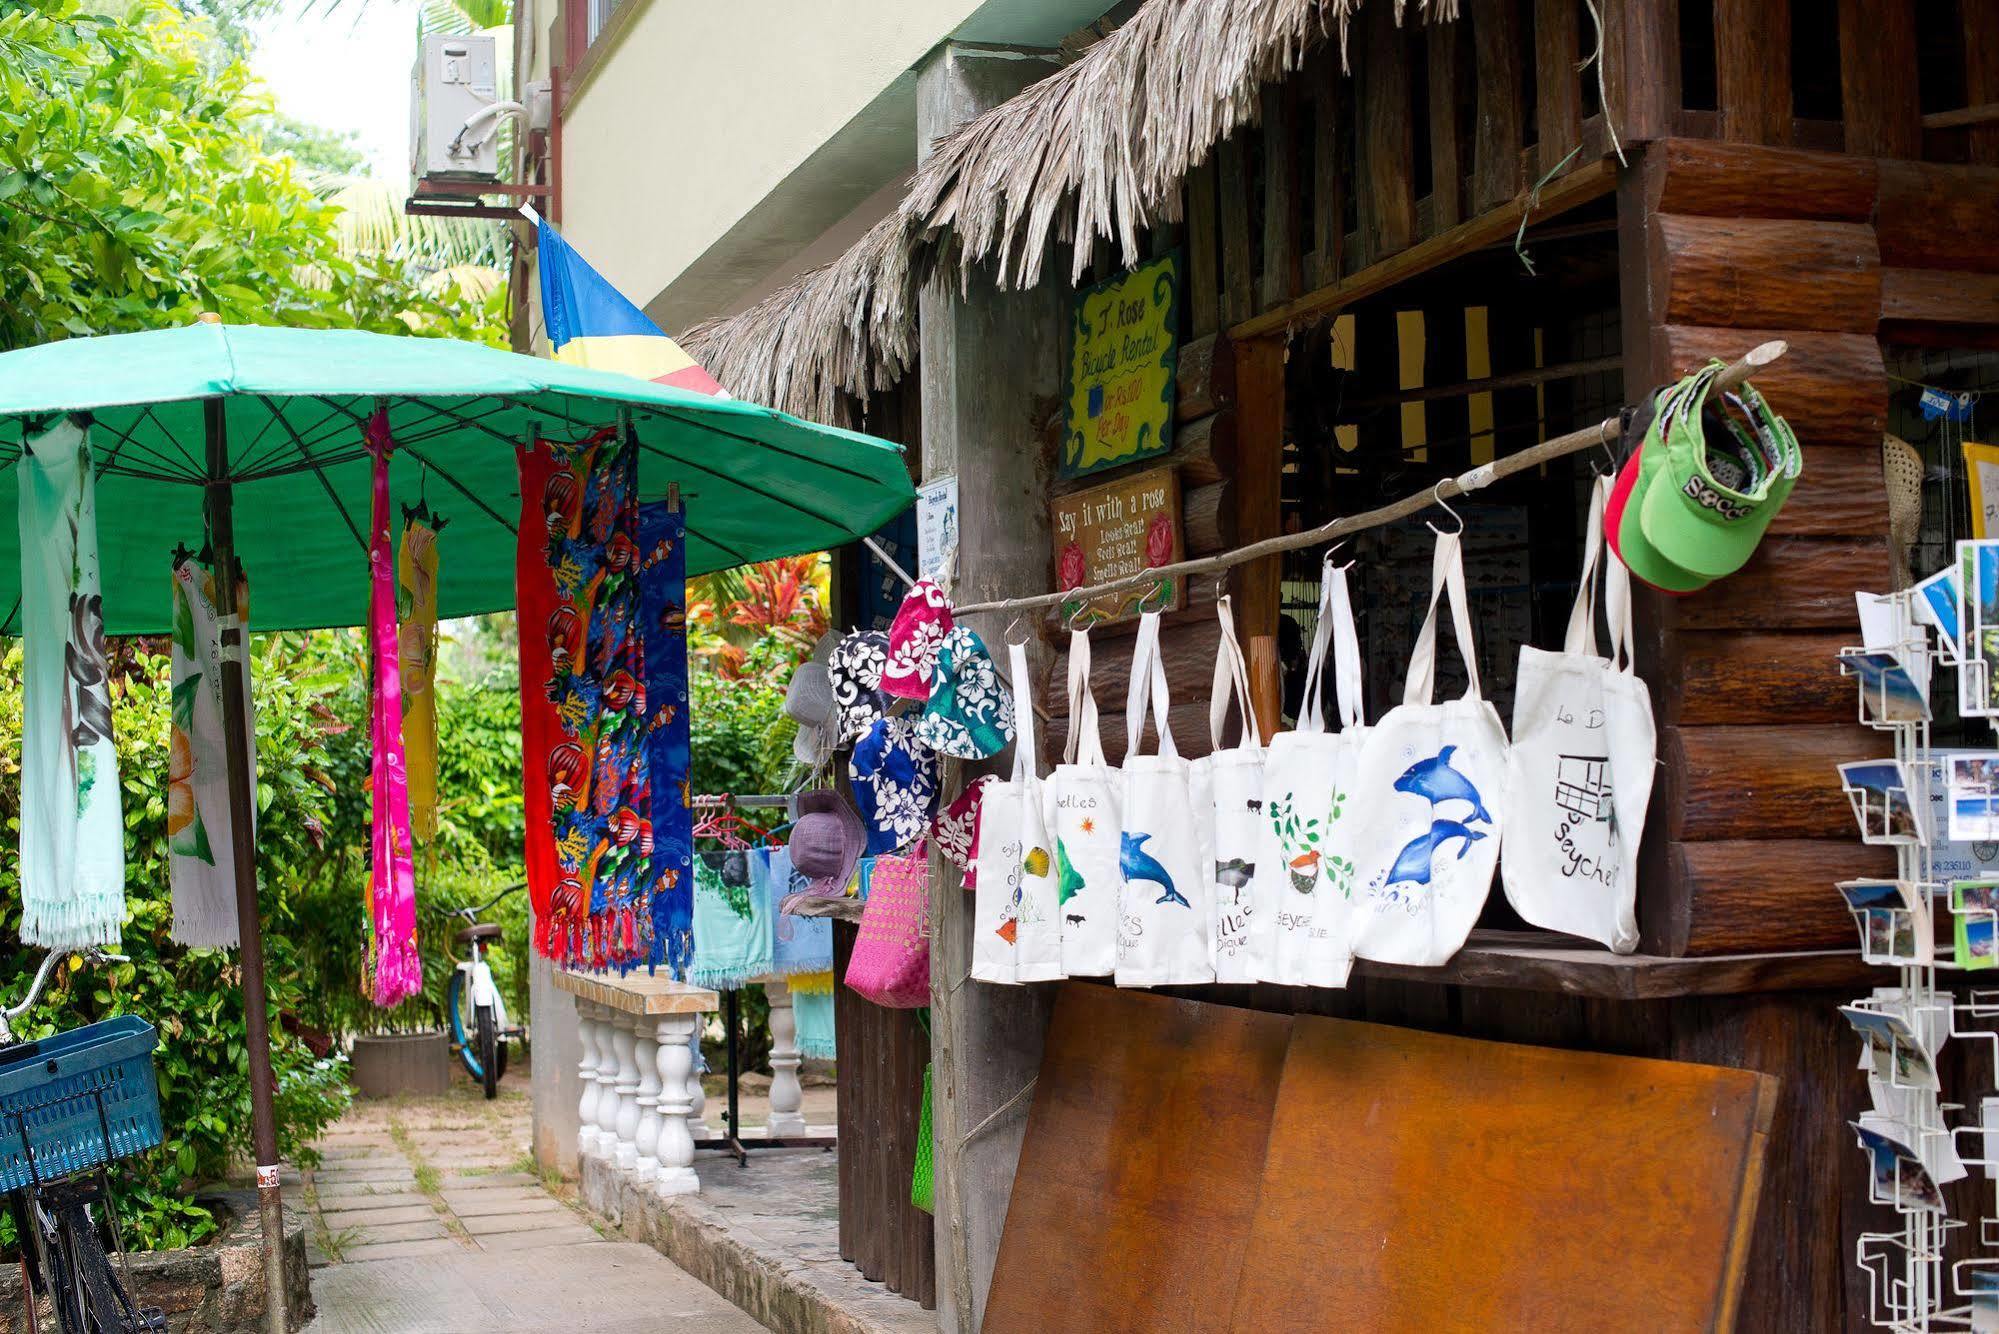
<box><xmin>1045</xmin><ymin>626</ymin><xmax>1122</xmax><ymax>977</ymax></box>
<box><xmin>1500</xmin><ymin>475</ymin><xmax>1653</xmax><ymax>952</ymax></box>
<box><xmin>1345</xmin><ymin>529</ymin><xmax>1509</xmax><ymax>967</ymax></box>
<box><xmin>1249</xmin><ymin>556</ymin><xmax>1368</xmax><ymax>989</ymax></box>
<box><xmin>968</xmin><ymin>642</ymin><xmax>1060</xmax><ymax>985</ymax></box>
<box><xmin>1188</xmin><ymin>596</ymin><xmax>1266</xmax><ymax>984</ymax></box>
<box><xmin>1115</xmin><ymin>611</ymin><xmax>1214</xmax><ymax>986</ymax></box>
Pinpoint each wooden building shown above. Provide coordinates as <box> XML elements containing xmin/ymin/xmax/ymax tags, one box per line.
<box><xmin>654</xmin><ymin>0</ymin><xmax>1999</xmax><ymax>1327</ymax></box>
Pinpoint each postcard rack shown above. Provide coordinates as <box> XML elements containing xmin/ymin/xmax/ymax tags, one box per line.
<box><xmin>1840</xmin><ymin>589</ymin><xmax>1999</xmax><ymax>1332</ymax></box>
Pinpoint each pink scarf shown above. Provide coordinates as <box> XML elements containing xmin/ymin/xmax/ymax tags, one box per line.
<box><xmin>365</xmin><ymin>411</ymin><xmax>421</xmax><ymax>1006</ymax></box>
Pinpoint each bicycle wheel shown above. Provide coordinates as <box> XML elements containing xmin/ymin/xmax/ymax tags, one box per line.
<box><xmin>477</xmin><ymin>1004</ymin><xmax>499</xmax><ymax>1099</ymax></box>
<box><xmin>446</xmin><ymin>970</ymin><xmax>483</xmax><ymax>1082</ymax></box>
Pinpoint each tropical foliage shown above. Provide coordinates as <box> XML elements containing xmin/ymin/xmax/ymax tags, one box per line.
<box><xmin>689</xmin><ymin>555</ymin><xmax>830</xmax><ymax>678</ymax></box>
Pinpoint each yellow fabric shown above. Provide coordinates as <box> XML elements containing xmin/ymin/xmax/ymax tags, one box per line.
<box><xmin>397</xmin><ymin>520</ymin><xmax>440</xmax><ymax>842</ymax></box>
<box><xmin>789</xmin><ymin>969</ymin><xmax>835</xmax><ymax>996</ymax></box>
<box><xmin>552</xmin><ymin>334</ymin><xmax>696</xmax><ymax>380</ymax></box>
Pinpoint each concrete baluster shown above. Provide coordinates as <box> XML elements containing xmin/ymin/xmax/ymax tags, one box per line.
<box><xmin>576</xmin><ymin>1002</ymin><xmax>604</xmax><ymax>1161</ymax></box>
<box><xmin>686</xmin><ymin>1025</ymin><xmax>709</xmax><ymax>1136</ymax></box>
<box><xmin>654</xmin><ymin>1014</ymin><xmax>700</xmax><ymax>1196</ymax></box>
<box><xmin>632</xmin><ymin>1016</ymin><xmax>662</xmax><ymax>1186</ymax></box>
<box><xmin>764</xmin><ymin>978</ymin><xmax>806</xmax><ymax>1138</ymax></box>
<box><xmin>611</xmin><ymin>1015</ymin><xmax>642</xmax><ymax>1173</ymax></box>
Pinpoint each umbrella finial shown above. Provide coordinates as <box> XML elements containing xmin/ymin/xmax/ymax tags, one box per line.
<box><xmin>196</xmin><ymin>312</ymin><xmax>221</xmax><ymax>325</ymax></box>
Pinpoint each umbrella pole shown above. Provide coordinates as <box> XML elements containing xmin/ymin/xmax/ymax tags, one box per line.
<box><xmin>204</xmin><ymin>397</ymin><xmax>291</xmax><ymax>1334</ymax></box>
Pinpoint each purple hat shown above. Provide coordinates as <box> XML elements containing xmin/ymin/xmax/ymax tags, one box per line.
<box><xmin>788</xmin><ymin>789</ymin><xmax>867</xmax><ymax>895</ymax></box>
<box><xmin>882</xmin><ymin>581</ymin><xmax>954</xmax><ymax>700</ymax></box>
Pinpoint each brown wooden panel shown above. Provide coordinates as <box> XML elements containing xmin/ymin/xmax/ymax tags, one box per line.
<box><xmin>1184</xmin><ymin>161</ymin><xmax>1220</xmax><ymax>339</ymax></box>
<box><xmin>1534</xmin><ymin>0</ymin><xmax>1583</xmax><ymax>170</ymax></box>
<box><xmin>1217</xmin><ymin>138</ymin><xmax>1253</xmax><ymax>327</ymax></box>
<box><xmin>1764</xmin><ymin>445</ymin><xmax>1889</xmax><ymax>538</ymax></box>
<box><xmin>1309</xmin><ymin>53</ymin><xmax>1345</xmax><ymax>288</ymax></box>
<box><xmin>1183</xmin><ymin>479</ymin><xmax>1235</xmax><ymax>556</ymax></box>
<box><xmin>1651</xmin><ymin>325</ymin><xmax>1887</xmax><ymax>450</ymax></box>
<box><xmin>984</xmin><ymin>985</ymin><xmax>1291</xmax><ymax>1334</ymax></box>
<box><xmin>1426</xmin><ymin>21</ymin><xmax>1462</xmax><ymax>231</ymax></box>
<box><xmin>1876</xmin><ymin>159</ymin><xmax>1999</xmax><ymax>275</ymax></box>
<box><xmin>1643</xmin><ymin>137</ymin><xmax>1878</xmax><ymax>222</ymax></box>
<box><xmin>1228</xmin><ymin>1014</ymin><xmax>1775</xmax><ymax>1333</ymax></box>
<box><xmin>1643</xmin><ymin>839</ymin><xmax>1891</xmax><ymax>958</ymax></box>
<box><xmin>1259</xmin><ymin>84</ymin><xmax>1300</xmax><ymax>310</ymax></box>
<box><xmin>1667</xmin><ymin>538</ymin><xmax>1884</xmax><ymax>631</ymax></box>
<box><xmin>1967</xmin><ymin>0</ymin><xmax>1999</xmax><ymax>167</ymax></box>
<box><xmin>1611</xmin><ymin>0</ymin><xmax>1680</xmax><ymax>144</ymax></box>
<box><xmin>1174</xmin><ymin>333</ymin><xmax>1235</xmax><ymax>421</ymax></box>
<box><xmin>1660</xmin><ymin>723</ymin><xmax>1876</xmax><ymax>842</ymax></box>
<box><xmin>1837</xmin><ymin>0</ymin><xmax>1921</xmax><ymax>159</ymax></box>
<box><xmin>1051</xmin><ymin>412</ymin><xmax>1232</xmax><ymax>496</ymax></box>
<box><xmin>1649</xmin><ymin>214</ymin><xmax>1880</xmax><ymax>334</ymax></box>
<box><xmin>1472</xmin><ymin>0</ymin><xmax>1524</xmax><ymax>212</ymax></box>
<box><xmin>1714</xmin><ymin>0</ymin><xmax>1790</xmax><ymax>145</ymax></box>
<box><xmin>1881</xmin><ymin>267</ymin><xmax>1999</xmax><ymax>329</ymax></box>
<box><xmin>1660</xmin><ymin>631</ymin><xmax>1865</xmax><ymax>726</ymax></box>
<box><xmin>1356</xmin><ymin>2</ymin><xmax>1415</xmax><ymax>261</ymax></box>
<box><xmin>1231</xmin><ymin>338</ymin><xmax>1285</xmax><ymax>645</ymax></box>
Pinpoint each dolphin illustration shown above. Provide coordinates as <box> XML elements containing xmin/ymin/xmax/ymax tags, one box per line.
<box><xmin>1393</xmin><ymin>746</ymin><xmax>1492</xmax><ymax>824</ymax></box>
<box><xmin>1213</xmin><ymin>858</ymin><xmax>1255</xmax><ymax>890</ymax></box>
<box><xmin>1121</xmin><ymin>832</ymin><xmax>1188</xmax><ymax>908</ymax></box>
<box><xmin>1385</xmin><ymin>819</ymin><xmax>1487</xmax><ymax>888</ymax></box>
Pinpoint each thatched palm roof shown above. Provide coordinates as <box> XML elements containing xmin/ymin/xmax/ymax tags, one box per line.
<box><xmin>680</xmin><ymin>0</ymin><xmax>1456</xmax><ymax>424</ymax></box>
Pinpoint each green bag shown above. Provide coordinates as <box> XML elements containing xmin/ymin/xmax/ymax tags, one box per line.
<box><xmin>912</xmin><ymin>1010</ymin><xmax>935</xmax><ymax>1213</ymax></box>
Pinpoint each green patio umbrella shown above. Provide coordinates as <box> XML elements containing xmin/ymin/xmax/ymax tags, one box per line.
<box><xmin>0</xmin><ymin>321</ymin><xmax>915</xmax><ymax>1331</ymax></box>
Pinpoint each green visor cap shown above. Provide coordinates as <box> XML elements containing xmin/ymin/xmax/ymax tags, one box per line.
<box><xmin>1615</xmin><ymin>383</ymin><xmax>1711</xmax><ymax>594</ymax></box>
<box><xmin>1633</xmin><ymin>363</ymin><xmax>1802</xmax><ymax>582</ymax></box>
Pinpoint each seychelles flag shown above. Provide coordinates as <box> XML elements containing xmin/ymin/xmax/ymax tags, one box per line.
<box><xmin>527</xmin><ymin>205</ymin><xmax>726</xmax><ymax>396</ymax></box>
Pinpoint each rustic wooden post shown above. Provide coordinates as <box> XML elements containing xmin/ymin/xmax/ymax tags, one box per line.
<box><xmin>917</xmin><ymin>40</ymin><xmax>1065</xmax><ymax>1334</ymax></box>
<box><xmin>1231</xmin><ymin>338</ymin><xmax>1286</xmax><ymax>656</ymax></box>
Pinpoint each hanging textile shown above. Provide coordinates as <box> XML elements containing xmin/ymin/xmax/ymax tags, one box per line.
<box><xmin>17</xmin><ymin>418</ymin><xmax>124</xmax><ymax>948</ymax></box>
<box><xmin>691</xmin><ymin>849</ymin><xmax>772</xmax><ymax>990</ymax></box>
<box><xmin>792</xmin><ymin>978</ymin><xmax>836</xmax><ymax>1060</ymax></box>
<box><xmin>539</xmin><ymin>425</ymin><xmax>655</xmax><ymax>969</ymax></box>
<box><xmin>363</xmin><ymin>412</ymin><xmax>421</xmax><ymax>1006</ymax></box>
<box><xmin>397</xmin><ymin>517</ymin><xmax>441</xmax><ymax>844</ymax></box>
<box><xmin>638</xmin><ymin>499</ymin><xmax>693</xmax><ymax>976</ymax></box>
<box><xmin>516</xmin><ymin>443</ymin><xmax>563</xmax><ymax>953</ymax></box>
<box><xmin>765</xmin><ymin>848</ymin><xmax>833</xmax><ymax>976</ymax></box>
<box><xmin>168</xmin><ymin>557</ymin><xmax>254</xmax><ymax>947</ymax></box>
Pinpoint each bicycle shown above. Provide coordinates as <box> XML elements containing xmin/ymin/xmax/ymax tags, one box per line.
<box><xmin>439</xmin><ymin>884</ymin><xmax>526</xmax><ymax>1099</ymax></box>
<box><xmin>0</xmin><ymin>949</ymin><xmax>166</xmax><ymax>1334</ymax></box>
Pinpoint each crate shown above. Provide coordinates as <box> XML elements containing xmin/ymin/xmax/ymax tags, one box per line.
<box><xmin>0</xmin><ymin>1016</ymin><xmax>162</xmax><ymax>1194</ymax></box>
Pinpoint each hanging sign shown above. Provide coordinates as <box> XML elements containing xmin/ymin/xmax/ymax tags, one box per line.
<box><xmin>1060</xmin><ymin>253</ymin><xmax>1180</xmax><ymax>478</ymax></box>
<box><xmin>1051</xmin><ymin>464</ymin><xmax>1184</xmax><ymax>626</ymax></box>
<box><xmin>916</xmin><ymin>475</ymin><xmax>959</xmax><ymax>583</ymax></box>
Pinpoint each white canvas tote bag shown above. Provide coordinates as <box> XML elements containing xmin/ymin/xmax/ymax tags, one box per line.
<box><xmin>1250</xmin><ymin>557</ymin><xmax>1368</xmax><ymax>987</ymax></box>
<box><xmin>1045</xmin><ymin>628</ymin><xmax>1122</xmax><ymax>977</ymax></box>
<box><xmin>1115</xmin><ymin>612</ymin><xmax>1215</xmax><ymax>986</ymax></box>
<box><xmin>1502</xmin><ymin>476</ymin><xmax>1655</xmax><ymax>952</ymax></box>
<box><xmin>1006</xmin><ymin>640</ymin><xmax>1065</xmax><ymax>981</ymax></box>
<box><xmin>968</xmin><ymin>765</ymin><xmax>1021</xmax><ymax>983</ymax></box>
<box><xmin>1346</xmin><ymin>530</ymin><xmax>1508</xmax><ymax>967</ymax></box>
<box><xmin>1189</xmin><ymin>597</ymin><xmax>1268</xmax><ymax>983</ymax></box>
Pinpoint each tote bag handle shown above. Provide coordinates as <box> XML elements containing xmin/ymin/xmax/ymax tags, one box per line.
<box><xmin>1008</xmin><ymin>640</ymin><xmax>1041</xmax><ymax>783</ymax></box>
<box><xmin>1562</xmin><ymin>475</ymin><xmax>1610</xmax><ymax>658</ymax></box>
<box><xmin>1208</xmin><ymin>595</ymin><xmax>1262</xmax><ymax>754</ymax></box>
<box><xmin>1125</xmin><ymin>610</ymin><xmax>1179</xmax><ymax>761</ymax></box>
<box><xmin>1328</xmin><ymin>560</ymin><xmax>1364</xmax><ymax>730</ymax></box>
<box><xmin>1603</xmin><ymin>483</ymin><xmax>1640</xmax><ymax>675</ymax></box>
<box><xmin>1294</xmin><ymin>553</ymin><xmax>1340</xmax><ymax>734</ymax></box>
<box><xmin>1063</xmin><ymin>628</ymin><xmax>1108</xmax><ymax>767</ymax></box>
<box><xmin>1403</xmin><ymin>530</ymin><xmax>1484</xmax><ymax>707</ymax></box>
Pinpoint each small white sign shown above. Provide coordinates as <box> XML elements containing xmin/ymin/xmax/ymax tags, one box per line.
<box><xmin>917</xmin><ymin>476</ymin><xmax>959</xmax><ymax>583</ymax></box>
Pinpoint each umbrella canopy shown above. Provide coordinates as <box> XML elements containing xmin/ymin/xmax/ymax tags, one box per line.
<box><xmin>0</xmin><ymin>324</ymin><xmax>914</xmax><ymax>634</ymax></box>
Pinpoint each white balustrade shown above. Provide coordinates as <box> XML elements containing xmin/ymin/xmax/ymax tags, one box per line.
<box><xmin>631</xmin><ymin>1018</ymin><xmax>662</xmax><ymax>1185</ymax></box>
<box><xmin>611</xmin><ymin>1018</ymin><xmax>642</xmax><ymax>1173</ymax></box>
<box><xmin>764</xmin><ymin>978</ymin><xmax>806</xmax><ymax>1138</ymax></box>
<box><xmin>654</xmin><ymin>1014</ymin><xmax>700</xmax><ymax>1196</ymax></box>
<box><xmin>686</xmin><ymin>1027</ymin><xmax>709</xmax><ymax>1136</ymax></box>
<box><xmin>576</xmin><ymin>1002</ymin><xmax>604</xmax><ymax>1161</ymax></box>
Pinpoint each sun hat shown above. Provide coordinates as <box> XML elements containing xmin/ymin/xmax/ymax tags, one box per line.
<box><xmin>883</xmin><ymin>580</ymin><xmax>955</xmax><ymax>700</ymax></box>
<box><xmin>1606</xmin><ymin>387</ymin><xmax>1706</xmax><ymax>594</ymax></box>
<box><xmin>789</xmin><ymin>788</ymin><xmax>867</xmax><ymax>895</ymax></box>
<box><xmin>910</xmin><ymin>625</ymin><xmax>1015</xmax><ymax>759</ymax></box>
<box><xmin>932</xmin><ymin>774</ymin><xmax>996</xmax><ymax>887</ymax></box>
<box><xmin>828</xmin><ymin>630</ymin><xmax>893</xmax><ymax>742</ymax></box>
<box><xmin>783</xmin><ymin>660</ymin><xmax>836</xmax><ymax>728</ymax></box>
<box><xmin>793</xmin><ymin>716</ymin><xmax>837</xmax><ymax>769</ymax></box>
<box><xmin>1615</xmin><ymin>363</ymin><xmax>1802</xmax><ymax>591</ymax></box>
<box><xmin>848</xmin><ymin>716</ymin><xmax>941</xmax><ymax>854</ymax></box>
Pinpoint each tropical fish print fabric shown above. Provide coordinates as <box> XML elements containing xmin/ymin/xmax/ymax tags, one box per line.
<box><xmin>638</xmin><ymin>499</ymin><xmax>693</xmax><ymax>977</ymax></box>
<box><xmin>397</xmin><ymin>519</ymin><xmax>441</xmax><ymax>844</ymax></box>
<box><xmin>168</xmin><ymin>558</ymin><xmax>253</xmax><ymax>948</ymax></box>
<box><xmin>18</xmin><ymin>418</ymin><xmax>124</xmax><ymax>949</ymax></box>
<box><xmin>539</xmin><ymin>426</ymin><xmax>656</xmax><ymax>971</ymax></box>
<box><xmin>363</xmin><ymin>413</ymin><xmax>421</xmax><ymax>1006</ymax></box>
<box><xmin>515</xmin><ymin>443</ymin><xmax>564</xmax><ymax>956</ymax></box>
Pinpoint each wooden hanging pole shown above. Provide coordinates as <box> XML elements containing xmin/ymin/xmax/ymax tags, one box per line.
<box><xmin>952</xmin><ymin>340</ymin><xmax>1789</xmax><ymax>619</ymax></box>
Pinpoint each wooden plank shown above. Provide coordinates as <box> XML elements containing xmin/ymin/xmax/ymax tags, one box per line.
<box><xmin>1233</xmin><ymin>158</ymin><xmax>1617</xmax><ymax>340</ymax></box>
<box><xmin>1837</xmin><ymin>0</ymin><xmax>1921</xmax><ymax>159</ymax></box>
<box><xmin>1642</xmin><ymin>136</ymin><xmax>1878</xmax><ymax>222</ymax></box>
<box><xmin>1231</xmin><ymin>338</ymin><xmax>1285</xmax><ymax>646</ymax></box>
<box><xmin>1184</xmin><ymin>160</ymin><xmax>1221</xmax><ymax>339</ymax></box>
<box><xmin>1217</xmin><ymin>138</ymin><xmax>1254</xmax><ymax>328</ymax></box>
<box><xmin>1355</xmin><ymin>1</ymin><xmax>1416</xmax><ymax>262</ymax></box>
<box><xmin>1472</xmin><ymin>0</ymin><xmax>1524</xmax><ymax>213</ymax></box>
<box><xmin>1660</xmin><ymin>724</ymin><xmax>1876</xmax><ymax>842</ymax></box>
<box><xmin>1649</xmin><ymin>214</ymin><xmax>1880</xmax><ymax>334</ymax></box>
<box><xmin>1174</xmin><ymin>333</ymin><xmax>1236</xmax><ymax>421</ymax></box>
<box><xmin>1229</xmin><ymin>1014</ymin><xmax>1775</xmax><ymax>1333</ymax></box>
<box><xmin>1259</xmin><ymin>85</ymin><xmax>1300</xmax><ymax>311</ymax></box>
<box><xmin>1660</xmin><ymin>631</ymin><xmax>1875</xmax><ymax>726</ymax></box>
<box><xmin>1965</xmin><ymin>1</ymin><xmax>1999</xmax><ymax>166</ymax></box>
<box><xmin>1714</xmin><ymin>0</ymin><xmax>1790</xmax><ymax>145</ymax></box>
<box><xmin>1652</xmin><ymin>325</ymin><xmax>1887</xmax><ymax>451</ymax></box>
<box><xmin>1183</xmin><ymin>479</ymin><xmax>1236</xmax><ymax>556</ymax></box>
<box><xmin>1309</xmin><ymin>53</ymin><xmax>1345</xmax><ymax>289</ymax></box>
<box><xmin>832</xmin><ymin>921</ymin><xmax>858</xmax><ymax>1267</ymax></box>
<box><xmin>1050</xmin><ymin>410</ymin><xmax>1233</xmax><ymax>496</ymax></box>
<box><xmin>1666</xmin><ymin>538</ymin><xmax>1884</xmax><ymax>631</ymax></box>
<box><xmin>1880</xmin><ymin>268</ymin><xmax>1999</xmax><ymax>329</ymax></box>
<box><xmin>1765</xmin><ymin>446</ymin><xmax>1888</xmax><ymax>537</ymax></box>
<box><xmin>1646</xmin><ymin>838</ymin><xmax>1894</xmax><ymax>957</ymax></box>
<box><xmin>1534</xmin><ymin>0</ymin><xmax>1583</xmax><ymax>170</ymax></box>
<box><xmin>984</xmin><ymin>986</ymin><xmax>1292</xmax><ymax>1334</ymax></box>
<box><xmin>1610</xmin><ymin>0</ymin><xmax>1680</xmax><ymax>143</ymax></box>
<box><xmin>1426</xmin><ymin>20</ymin><xmax>1462</xmax><ymax>231</ymax></box>
<box><xmin>1876</xmin><ymin>160</ymin><xmax>1999</xmax><ymax>275</ymax></box>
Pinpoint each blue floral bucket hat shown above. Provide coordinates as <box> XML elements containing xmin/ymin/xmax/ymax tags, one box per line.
<box><xmin>849</xmin><ymin>716</ymin><xmax>940</xmax><ymax>854</ymax></box>
<box><xmin>911</xmin><ymin>625</ymin><xmax>1015</xmax><ymax>759</ymax></box>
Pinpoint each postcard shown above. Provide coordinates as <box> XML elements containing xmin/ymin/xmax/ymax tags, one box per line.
<box><xmin>1962</xmin><ymin>914</ymin><xmax>1999</xmax><ymax>972</ymax></box>
<box><xmin>1854</xmin><ymin>1123</ymin><xmax>1948</xmax><ymax>1212</ymax></box>
<box><xmin>1841</xmin><ymin>1005</ymin><xmax>1942</xmax><ymax>1092</ymax></box>
<box><xmin>1859</xmin><ymin>1109</ymin><xmax>1968</xmax><ymax>1186</ymax></box>
<box><xmin>1956</xmin><ymin>880</ymin><xmax>1999</xmax><ymax>914</ymax></box>
<box><xmin>1840</xmin><ymin>759</ymin><xmax>1928</xmax><ymax>845</ymax></box>
<box><xmin>1970</xmin><ymin>1267</ymin><xmax>1999</xmax><ymax>1334</ymax></box>
<box><xmin>1840</xmin><ymin>647</ymin><xmax>1932</xmax><ymax>725</ymax></box>
<box><xmin>1833</xmin><ymin>877</ymin><xmax>1925</xmax><ymax>963</ymax></box>
<box><xmin>1961</xmin><ymin>541</ymin><xmax>1999</xmax><ymax>715</ymax></box>
<box><xmin>1955</xmin><ymin>757</ymin><xmax>1999</xmax><ymax>842</ymax></box>
<box><xmin>1913</xmin><ymin>564</ymin><xmax>1964</xmax><ymax>662</ymax></box>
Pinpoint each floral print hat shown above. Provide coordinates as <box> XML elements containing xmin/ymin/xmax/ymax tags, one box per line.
<box><xmin>911</xmin><ymin>625</ymin><xmax>1015</xmax><ymax>759</ymax></box>
<box><xmin>848</xmin><ymin>715</ymin><xmax>940</xmax><ymax>855</ymax></box>
<box><xmin>882</xmin><ymin>580</ymin><xmax>954</xmax><ymax>701</ymax></box>
<box><xmin>827</xmin><ymin>630</ymin><xmax>892</xmax><ymax>742</ymax></box>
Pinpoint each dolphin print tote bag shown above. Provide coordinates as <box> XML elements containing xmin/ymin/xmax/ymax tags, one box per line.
<box><xmin>1249</xmin><ymin>557</ymin><xmax>1367</xmax><ymax>988</ymax></box>
<box><xmin>1346</xmin><ymin>530</ymin><xmax>1508</xmax><ymax>967</ymax></box>
<box><xmin>1005</xmin><ymin>640</ymin><xmax>1065</xmax><ymax>981</ymax></box>
<box><xmin>1115</xmin><ymin>612</ymin><xmax>1214</xmax><ymax>986</ymax></box>
<box><xmin>1189</xmin><ymin>597</ymin><xmax>1267</xmax><ymax>983</ymax></box>
<box><xmin>1046</xmin><ymin>628</ymin><xmax>1122</xmax><ymax>977</ymax></box>
<box><xmin>1502</xmin><ymin>476</ymin><xmax>1655</xmax><ymax>952</ymax></box>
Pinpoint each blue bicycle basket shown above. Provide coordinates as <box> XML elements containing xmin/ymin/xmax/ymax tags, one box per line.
<box><xmin>0</xmin><ymin>1016</ymin><xmax>162</xmax><ymax>1193</ymax></box>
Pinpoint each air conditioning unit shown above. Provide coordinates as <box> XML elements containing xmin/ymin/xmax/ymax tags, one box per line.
<box><xmin>410</xmin><ymin>33</ymin><xmax>500</xmax><ymax>184</ymax></box>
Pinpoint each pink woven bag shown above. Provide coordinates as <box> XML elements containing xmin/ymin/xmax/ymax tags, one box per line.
<box><xmin>846</xmin><ymin>844</ymin><xmax>932</xmax><ymax>1008</ymax></box>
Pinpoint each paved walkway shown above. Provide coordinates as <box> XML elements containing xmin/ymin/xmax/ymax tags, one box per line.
<box><xmin>301</xmin><ymin>1078</ymin><xmax>769</xmax><ymax>1333</ymax></box>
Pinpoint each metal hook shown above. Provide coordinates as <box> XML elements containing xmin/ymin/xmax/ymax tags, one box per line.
<box><xmin>1428</xmin><ymin>481</ymin><xmax>1465</xmax><ymax>536</ymax></box>
<box><xmin>1066</xmin><ymin>599</ymin><xmax>1094</xmax><ymax>633</ymax></box>
<box><xmin>1135</xmin><ymin>580</ymin><xmax>1172</xmax><ymax>614</ymax></box>
<box><xmin>1005</xmin><ymin>611</ymin><xmax>1031</xmax><ymax>646</ymax></box>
